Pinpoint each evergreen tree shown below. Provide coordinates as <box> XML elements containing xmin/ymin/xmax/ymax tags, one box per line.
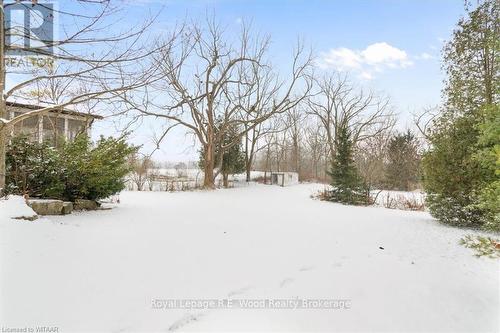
<box><xmin>385</xmin><ymin>130</ymin><xmax>421</xmax><ymax>191</ymax></box>
<box><xmin>442</xmin><ymin>0</ymin><xmax>498</xmax><ymax>114</ymax></box>
<box><xmin>199</xmin><ymin>122</ymin><xmax>245</xmax><ymax>188</ymax></box>
<box><xmin>327</xmin><ymin>127</ymin><xmax>370</xmax><ymax>205</ymax></box>
<box><xmin>62</xmin><ymin>135</ymin><xmax>137</xmax><ymax>201</ymax></box>
<box><xmin>422</xmin><ymin>0</ymin><xmax>499</xmax><ymax>228</ymax></box>
<box><xmin>423</xmin><ymin>114</ymin><xmax>485</xmax><ymax>227</ymax></box>
<box><xmin>474</xmin><ymin>105</ymin><xmax>500</xmax><ymax>231</ymax></box>
<box><xmin>219</xmin><ymin>125</ymin><xmax>246</xmax><ymax>187</ymax></box>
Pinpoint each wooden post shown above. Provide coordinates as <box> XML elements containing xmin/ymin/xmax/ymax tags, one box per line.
<box><xmin>37</xmin><ymin>115</ymin><xmax>43</xmax><ymax>143</ymax></box>
<box><xmin>64</xmin><ymin>117</ymin><xmax>69</xmax><ymax>140</ymax></box>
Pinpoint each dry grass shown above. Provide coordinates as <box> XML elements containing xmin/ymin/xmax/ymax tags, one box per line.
<box><xmin>382</xmin><ymin>193</ymin><xmax>425</xmax><ymax>211</ymax></box>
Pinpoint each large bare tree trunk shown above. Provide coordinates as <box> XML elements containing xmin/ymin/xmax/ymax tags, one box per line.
<box><xmin>293</xmin><ymin>137</ymin><xmax>300</xmax><ymax>173</ymax></box>
<box><xmin>203</xmin><ymin>143</ymin><xmax>216</xmax><ymax>189</ymax></box>
<box><xmin>244</xmin><ymin>131</ymin><xmax>251</xmax><ymax>182</ymax></box>
<box><xmin>245</xmin><ymin>155</ymin><xmax>253</xmax><ymax>182</ymax></box>
<box><xmin>244</xmin><ymin>126</ymin><xmax>259</xmax><ymax>182</ymax></box>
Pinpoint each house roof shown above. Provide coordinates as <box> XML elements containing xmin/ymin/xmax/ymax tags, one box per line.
<box><xmin>6</xmin><ymin>101</ymin><xmax>104</xmax><ymax>120</ymax></box>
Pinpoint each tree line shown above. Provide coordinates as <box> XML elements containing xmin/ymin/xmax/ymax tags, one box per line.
<box><xmin>0</xmin><ymin>1</ymin><xmax>497</xmax><ymax>232</ymax></box>
<box><xmin>0</xmin><ymin>1</ymin><xmax>423</xmax><ymax>194</ymax></box>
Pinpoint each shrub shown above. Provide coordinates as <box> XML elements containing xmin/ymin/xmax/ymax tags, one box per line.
<box><xmin>473</xmin><ymin>105</ymin><xmax>500</xmax><ymax>231</ymax></box>
<box><xmin>6</xmin><ymin>137</ymin><xmax>64</xmax><ymax>198</ymax></box>
<box><xmin>476</xmin><ymin>181</ymin><xmax>500</xmax><ymax>231</ymax></box>
<box><xmin>6</xmin><ymin>135</ymin><xmax>136</xmax><ymax>201</ymax></box>
<box><xmin>422</xmin><ymin>114</ymin><xmax>487</xmax><ymax>228</ymax></box>
<box><xmin>61</xmin><ymin>135</ymin><xmax>137</xmax><ymax>201</ymax></box>
<box><xmin>423</xmin><ymin>108</ymin><xmax>499</xmax><ymax>229</ymax></box>
<box><xmin>460</xmin><ymin>235</ymin><xmax>500</xmax><ymax>259</ymax></box>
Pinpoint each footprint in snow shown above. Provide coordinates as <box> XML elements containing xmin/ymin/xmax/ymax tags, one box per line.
<box><xmin>299</xmin><ymin>265</ymin><xmax>315</xmax><ymax>272</ymax></box>
<box><xmin>227</xmin><ymin>285</ymin><xmax>252</xmax><ymax>297</ymax></box>
<box><xmin>168</xmin><ymin>312</ymin><xmax>204</xmax><ymax>332</ymax></box>
<box><xmin>280</xmin><ymin>278</ymin><xmax>295</xmax><ymax>288</ymax></box>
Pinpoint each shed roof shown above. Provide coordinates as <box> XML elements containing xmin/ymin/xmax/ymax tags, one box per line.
<box><xmin>6</xmin><ymin>101</ymin><xmax>104</xmax><ymax>120</ymax></box>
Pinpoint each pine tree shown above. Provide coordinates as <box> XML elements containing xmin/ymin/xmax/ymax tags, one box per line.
<box><xmin>327</xmin><ymin>127</ymin><xmax>370</xmax><ymax>205</ymax></box>
<box><xmin>422</xmin><ymin>0</ymin><xmax>499</xmax><ymax>228</ymax></box>
<box><xmin>423</xmin><ymin>114</ymin><xmax>485</xmax><ymax>227</ymax></box>
<box><xmin>474</xmin><ymin>105</ymin><xmax>500</xmax><ymax>231</ymax></box>
<box><xmin>385</xmin><ymin>130</ymin><xmax>421</xmax><ymax>191</ymax></box>
<box><xmin>219</xmin><ymin>125</ymin><xmax>246</xmax><ymax>187</ymax></box>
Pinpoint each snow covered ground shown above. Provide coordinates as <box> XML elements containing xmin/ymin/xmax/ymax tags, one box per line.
<box><xmin>0</xmin><ymin>196</ymin><xmax>37</xmax><ymax>220</ymax></box>
<box><xmin>0</xmin><ymin>184</ymin><xmax>498</xmax><ymax>332</ymax></box>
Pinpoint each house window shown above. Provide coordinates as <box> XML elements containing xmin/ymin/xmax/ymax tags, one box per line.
<box><xmin>43</xmin><ymin>115</ymin><xmax>65</xmax><ymax>146</ymax></box>
<box><xmin>12</xmin><ymin>112</ymin><xmax>39</xmax><ymax>142</ymax></box>
<box><xmin>67</xmin><ymin>118</ymin><xmax>87</xmax><ymax>141</ymax></box>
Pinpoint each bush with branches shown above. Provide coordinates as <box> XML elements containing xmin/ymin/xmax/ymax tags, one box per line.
<box><xmin>5</xmin><ymin>135</ymin><xmax>136</xmax><ymax>201</ymax></box>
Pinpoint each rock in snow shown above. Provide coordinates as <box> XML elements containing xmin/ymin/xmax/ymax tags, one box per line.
<box><xmin>27</xmin><ymin>199</ymin><xmax>65</xmax><ymax>216</ymax></box>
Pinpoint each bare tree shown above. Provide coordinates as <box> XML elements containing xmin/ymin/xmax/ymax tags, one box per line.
<box><xmin>258</xmin><ymin>126</ymin><xmax>281</xmax><ymax>183</ymax></box>
<box><xmin>306</xmin><ymin>73</ymin><xmax>395</xmax><ymax>163</ymax></box>
<box><xmin>355</xmin><ymin>129</ymin><xmax>392</xmax><ymax>191</ymax></box>
<box><xmin>271</xmin><ymin>126</ymin><xmax>289</xmax><ymax>172</ymax></box>
<box><xmin>0</xmin><ymin>0</ymin><xmax>160</xmax><ymax>194</ymax></box>
<box><xmin>115</xmin><ymin>19</ymin><xmax>312</xmax><ymax>189</ymax></box>
<box><xmin>303</xmin><ymin>121</ymin><xmax>328</xmax><ymax>181</ymax></box>
<box><xmin>146</xmin><ymin>161</ymin><xmax>160</xmax><ymax>191</ymax></box>
<box><xmin>128</xmin><ymin>153</ymin><xmax>152</xmax><ymax>191</ymax></box>
<box><xmin>284</xmin><ymin>107</ymin><xmax>305</xmax><ymax>174</ymax></box>
<box><xmin>174</xmin><ymin>162</ymin><xmax>187</xmax><ymax>178</ymax></box>
<box><xmin>243</xmin><ymin>117</ymin><xmax>285</xmax><ymax>181</ymax></box>
<box><xmin>413</xmin><ymin>106</ymin><xmax>440</xmax><ymax>142</ymax></box>
<box><xmin>254</xmin><ymin>112</ymin><xmax>318</xmax><ymax>180</ymax></box>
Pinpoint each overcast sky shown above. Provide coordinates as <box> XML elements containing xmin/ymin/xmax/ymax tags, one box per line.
<box><xmin>88</xmin><ymin>0</ymin><xmax>466</xmax><ymax>162</ymax></box>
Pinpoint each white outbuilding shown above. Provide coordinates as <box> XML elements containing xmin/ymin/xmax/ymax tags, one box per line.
<box><xmin>270</xmin><ymin>172</ymin><xmax>299</xmax><ymax>186</ymax></box>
